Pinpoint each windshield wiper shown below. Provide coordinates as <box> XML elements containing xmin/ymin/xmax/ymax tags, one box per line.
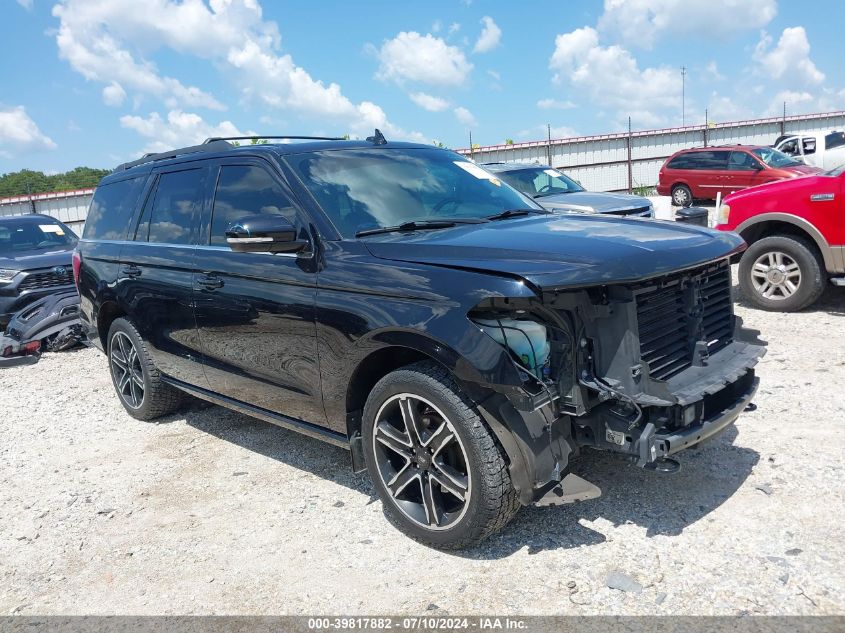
<box><xmin>355</xmin><ymin>218</ymin><xmax>486</xmax><ymax>238</ymax></box>
<box><xmin>485</xmin><ymin>208</ymin><xmax>552</xmax><ymax>221</ymax></box>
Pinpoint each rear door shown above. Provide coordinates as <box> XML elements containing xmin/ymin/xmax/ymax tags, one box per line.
<box><xmin>118</xmin><ymin>164</ymin><xmax>208</xmax><ymax>386</ymax></box>
<box><xmin>192</xmin><ymin>158</ymin><xmax>324</xmax><ymax>425</ymax></box>
<box><xmin>688</xmin><ymin>150</ymin><xmax>729</xmax><ymax>198</ymax></box>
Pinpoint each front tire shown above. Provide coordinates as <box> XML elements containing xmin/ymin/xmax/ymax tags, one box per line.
<box><xmin>362</xmin><ymin>361</ymin><xmax>520</xmax><ymax>549</ymax></box>
<box><xmin>107</xmin><ymin>318</ymin><xmax>182</xmax><ymax>420</ymax></box>
<box><xmin>739</xmin><ymin>235</ymin><xmax>825</xmax><ymax>312</ymax></box>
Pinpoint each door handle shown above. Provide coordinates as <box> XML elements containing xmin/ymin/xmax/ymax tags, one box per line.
<box><xmin>196</xmin><ymin>274</ymin><xmax>224</xmax><ymax>290</ymax></box>
<box><xmin>121</xmin><ymin>265</ymin><xmax>142</xmax><ymax>278</ymax></box>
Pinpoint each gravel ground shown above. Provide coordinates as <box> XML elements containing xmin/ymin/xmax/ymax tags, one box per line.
<box><xmin>1</xmin><ymin>276</ymin><xmax>843</xmax><ymax>616</ymax></box>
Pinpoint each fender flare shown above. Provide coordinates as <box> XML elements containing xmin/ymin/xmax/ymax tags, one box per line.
<box><xmin>735</xmin><ymin>212</ymin><xmax>839</xmax><ymax>272</ymax></box>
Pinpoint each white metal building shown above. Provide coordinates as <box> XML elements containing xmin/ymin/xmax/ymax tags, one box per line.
<box><xmin>0</xmin><ymin>188</ymin><xmax>93</xmax><ymax>236</ymax></box>
<box><xmin>458</xmin><ymin>110</ymin><xmax>845</xmax><ymax>193</ymax></box>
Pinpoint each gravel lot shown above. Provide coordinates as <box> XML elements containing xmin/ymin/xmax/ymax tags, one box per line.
<box><xmin>1</xmin><ymin>275</ymin><xmax>843</xmax><ymax>616</ymax></box>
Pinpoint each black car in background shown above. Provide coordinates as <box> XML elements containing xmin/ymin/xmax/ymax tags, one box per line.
<box><xmin>482</xmin><ymin>162</ymin><xmax>654</xmax><ymax>217</ymax></box>
<box><xmin>0</xmin><ymin>214</ymin><xmax>77</xmax><ymax>330</ymax></box>
<box><xmin>76</xmin><ymin>134</ymin><xmax>764</xmax><ymax>549</ymax></box>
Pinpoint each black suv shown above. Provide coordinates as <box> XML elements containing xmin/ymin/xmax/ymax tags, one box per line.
<box><xmin>77</xmin><ymin>134</ymin><xmax>765</xmax><ymax>549</ymax></box>
<box><xmin>0</xmin><ymin>214</ymin><xmax>77</xmax><ymax>330</ymax></box>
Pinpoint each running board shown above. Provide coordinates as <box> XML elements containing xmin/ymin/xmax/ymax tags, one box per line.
<box><xmin>831</xmin><ymin>277</ymin><xmax>845</xmax><ymax>287</ymax></box>
<box><xmin>161</xmin><ymin>376</ymin><xmax>350</xmax><ymax>449</ymax></box>
<box><xmin>534</xmin><ymin>474</ymin><xmax>602</xmax><ymax>507</ymax></box>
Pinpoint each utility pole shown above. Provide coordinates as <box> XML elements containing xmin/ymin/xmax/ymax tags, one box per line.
<box><xmin>469</xmin><ymin>131</ymin><xmax>473</xmax><ymax>161</ymax></box>
<box><xmin>681</xmin><ymin>66</ymin><xmax>687</xmax><ymax>127</ymax></box>
<box><xmin>546</xmin><ymin>123</ymin><xmax>552</xmax><ymax>166</ymax></box>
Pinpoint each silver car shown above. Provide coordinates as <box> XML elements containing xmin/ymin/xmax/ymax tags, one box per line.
<box><xmin>482</xmin><ymin>162</ymin><xmax>654</xmax><ymax>218</ymax></box>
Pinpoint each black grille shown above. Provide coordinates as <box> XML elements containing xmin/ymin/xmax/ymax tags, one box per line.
<box><xmin>635</xmin><ymin>261</ymin><xmax>733</xmax><ymax>381</ymax></box>
<box><xmin>18</xmin><ymin>268</ymin><xmax>73</xmax><ymax>292</ymax></box>
<box><xmin>606</xmin><ymin>206</ymin><xmax>651</xmax><ymax>217</ymax></box>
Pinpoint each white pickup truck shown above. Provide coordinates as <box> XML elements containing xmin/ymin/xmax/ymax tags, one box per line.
<box><xmin>774</xmin><ymin>131</ymin><xmax>845</xmax><ymax>170</ymax></box>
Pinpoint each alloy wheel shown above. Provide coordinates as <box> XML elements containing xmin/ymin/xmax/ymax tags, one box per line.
<box><xmin>372</xmin><ymin>393</ymin><xmax>471</xmax><ymax>530</ymax></box>
<box><xmin>672</xmin><ymin>187</ymin><xmax>690</xmax><ymax>206</ymax></box>
<box><xmin>110</xmin><ymin>331</ymin><xmax>145</xmax><ymax>409</ymax></box>
<box><xmin>750</xmin><ymin>250</ymin><xmax>802</xmax><ymax>300</ymax></box>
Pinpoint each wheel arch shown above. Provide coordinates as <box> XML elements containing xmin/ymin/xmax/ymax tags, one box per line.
<box><xmin>343</xmin><ymin>333</ymin><xmax>534</xmax><ymax>500</ymax></box>
<box><xmin>96</xmin><ymin>300</ymin><xmax>126</xmax><ymax>350</ymax></box>
<box><xmin>735</xmin><ymin>213</ymin><xmax>834</xmax><ymax>272</ymax></box>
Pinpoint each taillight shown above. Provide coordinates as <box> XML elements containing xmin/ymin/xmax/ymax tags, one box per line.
<box><xmin>72</xmin><ymin>250</ymin><xmax>82</xmax><ymax>288</ymax></box>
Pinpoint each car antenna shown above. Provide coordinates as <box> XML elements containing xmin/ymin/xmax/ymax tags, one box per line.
<box><xmin>366</xmin><ymin>129</ymin><xmax>387</xmax><ymax>145</ymax></box>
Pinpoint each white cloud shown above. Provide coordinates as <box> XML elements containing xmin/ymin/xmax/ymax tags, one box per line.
<box><xmin>549</xmin><ymin>26</ymin><xmax>679</xmax><ymax>127</ymax></box>
<box><xmin>16</xmin><ymin>0</ymin><xmax>33</xmax><ymax>10</ymax></box>
<box><xmin>432</xmin><ymin>20</ymin><xmax>442</xmax><ymax>33</ymax></box>
<box><xmin>409</xmin><ymin>92</ymin><xmax>450</xmax><ymax>112</ymax></box>
<box><xmin>102</xmin><ymin>81</ymin><xmax>126</xmax><ymax>107</ymax></box>
<box><xmin>753</xmin><ymin>27</ymin><xmax>825</xmax><ymax>86</ymax></box>
<box><xmin>537</xmin><ymin>98</ymin><xmax>576</xmax><ymax>110</ymax></box>
<box><xmin>765</xmin><ymin>90</ymin><xmax>815</xmax><ymax>116</ymax></box>
<box><xmin>52</xmin><ymin>1</ymin><xmax>226</xmax><ymax>110</ymax></box>
<box><xmin>449</xmin><ymin>23</ymin><xmax>461</xmax><ymax>35</ymax></box>
<box><xmin>705</xmin><ymin>61</ymin><xmax>725</xmax><ymax>81</ymax></box>
<box><xmin>0</xmin><ymin>106</ymin><xmax>57</xmax><ymax>153</ymax></box>
<box><xmin>228</xmin><ymin>41</ymin><xmax>424</xmax><ymax>141</ymax></box>
<box><xmin>376</xmin><ymin>31</ymin><xmax>473</xmax><ymax>86</ymax></box>
<box><xmin>119</xmin><ymin>110</ymin><xmax>248</xmax><ymax>155</ymax></box>
<box><xmin>454</xmin><ymin>106</ymin><xmax>477</xmax><ymax>127</ymax></box>
<box><xmin>473</xmin><ymin>16</ymin><xmax>501</xmax><ymax>54</ymax></box>
<box><xmin>598</xmin><ymin>0</ymin><xmax>777</xmax><ymax>48</ymax></box>
<box><xmin>53</xmin><ymin>0</ymin><xmax>422</xmax><ymax>143</ymax></box>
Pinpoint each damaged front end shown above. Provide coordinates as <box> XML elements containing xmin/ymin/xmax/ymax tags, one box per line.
<box><xmin>0</xmin><ymin>290</ymin><xmax>86</xmax><ymax>368</ymax></box>
<box><xmin>469</xmin><ymin>258</ymin><xmax>765</xmax><ymax>505</ymax></box>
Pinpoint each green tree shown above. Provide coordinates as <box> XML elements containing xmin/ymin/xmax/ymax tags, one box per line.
<box><xmin>0</xmin><ymin>167</ymin><xmax>110</xmax><ymax>198</ymax></box>
<box><xmin>505</xmin><ymin>138</ymin><xmax>514</xmax><ymax>145</ymax></box>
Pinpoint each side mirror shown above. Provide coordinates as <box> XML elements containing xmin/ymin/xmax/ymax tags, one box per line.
<box><xmin>225</xmin><ymin>215</ymin><xmax>308</xmax><ymax>253</ymax></box>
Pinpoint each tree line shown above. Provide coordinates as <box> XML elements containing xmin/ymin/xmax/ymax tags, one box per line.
<box><xmin>0</xmin><ymin>167</ymin><xmax>111</xmax><ymax>198</ymax></box>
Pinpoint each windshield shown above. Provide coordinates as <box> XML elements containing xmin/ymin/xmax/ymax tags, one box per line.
<box><xmin>287</xmin><ymin>148</ymin><xmax>542</xmax><ymax>238</ymax></box>
<box><xmin>0</xmin><ymin>219</ymin><xmax>76</xmax><ymax>256</ymax></box>
<box><xmin>752</xmin><ymin>147</ymin><xmax>803</xmax><ymax>168</ymax></box>
<box><xmin>497</xmin><ymin>167</ymin><xmax>585</xmax><ymax>198</ymax></box>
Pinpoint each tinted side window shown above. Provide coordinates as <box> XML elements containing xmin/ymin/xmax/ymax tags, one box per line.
<box><xmin>135</xmin><ymin>169</ymin><xmax>205</xmax><ymax>245</ymax></box>
<box><xmin>686</xmin><ymin>151</ymin><xmax>729</xmax><ymax>170</ymax></box>
<box><xmin>667</xmin><ymin>155</ymin><xmax>691</xmax><ymax>169</ymax></box>
<box><xmin>209</xmin><ymin>165</ymin><xmax>297</xmax><ymax>246</ymax></box>
<box><xmin>83</xmin><ymin>176</ymin><xmax>145</xmax><ymax>240</ymax></box>
<box><xmin>728</xmin><ymin>151</ymin><xmax>760</xmax><ymax>170</ymax></box>
<box><xmin>825</xmin><ymin>132</ymin><xmax>845</xmax><ymax>150</ymax></box>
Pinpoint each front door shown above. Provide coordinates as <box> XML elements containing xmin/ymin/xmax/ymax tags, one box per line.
<box><xmin>193</xmin><ymin>159</ymin><xmax>325</xmax><ymax>426</ymax></box>
<box><xmin>723</xmin><ymin>151</ymin><xmax>765</xmax><ymax>194</ymax></box>
<box><xmin>118</xmin><ymin>165</ymin><xmax>209</xmax><ymax>386</ymax></box>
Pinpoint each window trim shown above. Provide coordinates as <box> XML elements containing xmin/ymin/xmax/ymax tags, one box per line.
<box><xmin>130</xmin><ymin>165</ymin><xmax>208</xmax><ymax>246</ymax></box>
<box><xmin>203</xmin><ymin>156</ymin><xmax>310</xmax><ymax>248</ymax></box>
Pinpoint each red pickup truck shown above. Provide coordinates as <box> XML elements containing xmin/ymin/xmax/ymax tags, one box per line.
<box><xmin>716</xmin><ymin>165</ymin><xmax>845</xmax><ymax>311</ymax></box>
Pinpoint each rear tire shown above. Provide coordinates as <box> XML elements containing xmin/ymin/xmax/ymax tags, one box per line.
<box><xmin>739</xmin><ymin>235</ymin><xmax>825</xmax><ymax>312</ymax></box>
<box><xmin>671</xmin><ymin>184</ymin><xmax>693</xmax><ymax>207</ymax></box>
<box><xmin>362</xmin><ymin>361</ymin><xmax>520</xmax><ymax>549</ymax></box>
<box><xmin>107</xmin><ymin>318</ymin><xmax>182</xmax><ymax>420</ymax></box>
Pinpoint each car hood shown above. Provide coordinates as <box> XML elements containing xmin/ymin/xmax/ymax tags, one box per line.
<box><xmin>782</xmin><ymin>164</ymin><xmax>823</xmax><ymax>176</ymax></box>
<box><xmin>536</xmin><ymin>191</ymin><xmax>651</xmax><ymax>213</ymax></box>
<box><xmin>364</xmin><ymin>214</ymin><xmax>744</xmax><ymax>290</ymax></box>
<box><xmin>0</xmin><ymin>246</ymin><xmax>75</xmax><ymax>271</ymax></box>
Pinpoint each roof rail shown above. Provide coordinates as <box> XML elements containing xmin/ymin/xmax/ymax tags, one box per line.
<box><xmin>114</xmin><ymin>139</ymin><xmax>234</xmax><ymax>172</ymax></box>
<box><xmin>203</xmin><ymin>135</ymin><xmax>345</xmax><ymax>143</ymax></box>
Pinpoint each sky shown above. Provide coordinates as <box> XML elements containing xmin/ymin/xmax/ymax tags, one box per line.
<box><xmin>1</xmin><ymin>0</ymin><xmax>844</xmax><ymax>173</ymax></box>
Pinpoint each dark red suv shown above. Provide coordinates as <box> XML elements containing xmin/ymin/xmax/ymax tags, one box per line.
<box><xmin>657</xmin><ymin>145</ymin><xmax>822</xmax><ymax>206</ymax></box>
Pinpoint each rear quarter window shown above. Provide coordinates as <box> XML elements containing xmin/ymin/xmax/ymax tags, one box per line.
<box><xmin>83</xmin><ymin>176</ymin><xmax>146</xmax><ymax>240</ymax></box>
